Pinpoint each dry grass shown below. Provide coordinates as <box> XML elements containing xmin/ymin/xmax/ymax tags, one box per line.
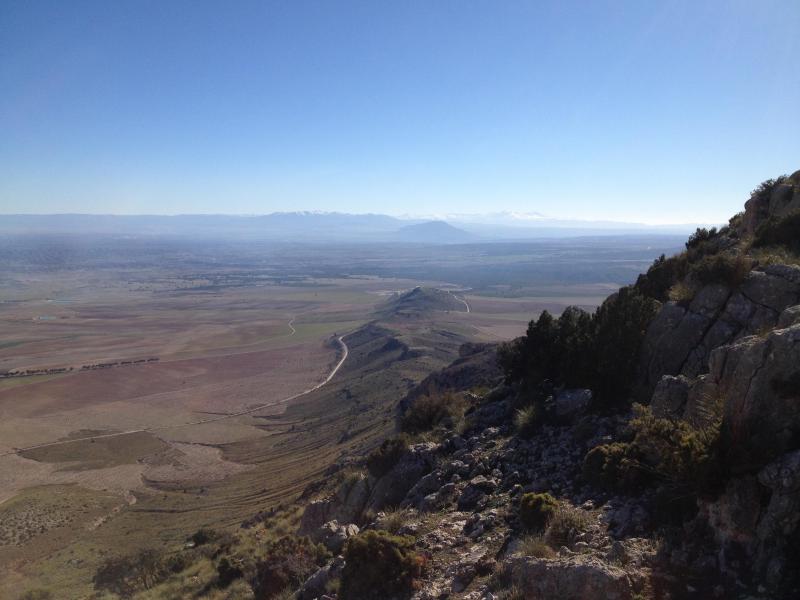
<box><xmin>375</xmin><ymin>508</ymin><xmax>414</xmax><ymax>535</ymax></box>
<box><xmin>518</xmin><ymin>534</ymin><xmax>556</xmax><ymax>558</ymax></box>
<box><xmin>750</xmin><ymin>246</ymin><xmax>800</xmax><ymax>267</ymax></box>
<box><xmin>543</xmin><ymin>504</ymin><xmax>592</xmax><ymax>549</ymax></box>
<box><xmin>668</xmin><ymin>281</ymin><xmax>695</xmax><ymax>304</ymax></box>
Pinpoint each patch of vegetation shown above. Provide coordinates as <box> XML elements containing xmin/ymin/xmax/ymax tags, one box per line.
<box><xmin>750</xmin><ymin>176</ymin><xmax>788</xmax><ymax>206</ymax></box>
<box><xmin>400</xmin><ymin>392</ymin><xmax>465</xmax><ymax>434</ymax></box>
<box><xmin>518</xmin><ymin>533</ymin><xmax>556</xmax><ymax>558</ymax></box>
<box><xmin>191</xmin><ymin>527</ymin><xmax>220</xmax><ymax>547</ymax></box>
<box><xmin>582</xmin><ymin>442</ymin><xmax>644</xmax><ymax>492</ymax></box>
<box><xmin>339</xmin><ymin>530</ymin><xmax>425</xmax><ymax>600</ymax></box>
<box><xmin>584</xmin><ymin>403</ymin><xmax>723</xmax><ymax>523</ymax></box>
<box><xmin>686</xmin><ymin>227</ymin><xmax>718</xmax><ymax>250</ymax></box>
<box><xmin>366</xmin><ymin>434</ymin><xmax>409</xmax><ymax>478</ymax></box>
<box><xmin>668</xmin><ymin>281</ymin><xmax>695</xmax><ymax>305</ymax></box>
<box><xmin>499</xmin><ymin>287</ymin><xmax>659</xmax><ymax>411</ymax></box>
<box><xmin>635</xmin><ymin>253</ymin><xmax>689</xmax><ymax>302</ymax></box>
<box><xmin>513</xmin><ymin>404</ymin><xmax>539</xmax><ymax>439</ymax></box>
<box><xmin>689</xmin><ymin>253</ymin><xmax>751</xmax><ymax>288</ymax></box>
<box><xmin>543</xmin><ymin>504</ymin><xmax>591</xmax><ymax>548</ymax></box>
<box><xmin>93</xmin><ymin>548</ymin><xmax>178</xmax><ymax>597</ymax></box>
<box><xmin>751</xmin><ymin>245</ymin><xmax>800</xmax><ymax>267</ymax></box>
<box><xmin>376</xmin><ymin>508</ymin><xmax>414</xmax><ymax>535</ymax></box>
<box><xmin>519</xmin><ymin>492</ymin><xmax>558</xmax><ymax>532</ymax></box>
<box><xmin>753</xmin><ymin>210</ymin><xmax>800</xmax><ymax>254</ymax></box>
<box><xmin>216</xmin><ymin>556</ymin><xmax>244</xmax><ymax>588</ymax></box>
<box><xmin>250</xmin><ymin>536</ymin><xmax>330</xmax><ymax>600</ymax></box>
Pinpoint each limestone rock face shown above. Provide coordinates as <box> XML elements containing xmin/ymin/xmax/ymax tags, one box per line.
<box><xmin>650</xmin><ymin>375</ymin><xmax>691</xmax><ymax>418</ymax></box>
<box><xmin>298</xmin><ymin>473</ymin><xmax>371</xmax><ymax>536</ymax></box>
<box><xmin>706</xmin><ymin>322</ymin><xmax>800</xmax><ymax>470</ymax></box>
<box><xmin>743</xmin><ymin>175</ymin><xmax>800</xmax><ymax>235</ymax></box>
<box><xmin>640</xmin><ymin>267</ymin><xmax>800</xmax><ymax>394</ymax></box>
<box><xmin>310</xmin><ymin>520</ymin><xmax>359</xmax><ymax>554</ymax></box>
<box><xmin>330</xmin><ymin>472</ymin><xmax>370</xmax><ymax>524</ymax></box>
<box><xmin>366</xmin><ymin>442</ymin><xmax>438</xmax><ymax>512</ymax></box>
<box><xmin>505</xmin><ymin>555</ymin><xmax>643</xmax><ymax>600</ymax></box>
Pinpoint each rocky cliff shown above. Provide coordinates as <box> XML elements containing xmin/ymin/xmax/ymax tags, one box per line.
<box><xmin>291</xmin><ymin>171</ymin><xmax>800</xmax><ymax>600</ymax></box>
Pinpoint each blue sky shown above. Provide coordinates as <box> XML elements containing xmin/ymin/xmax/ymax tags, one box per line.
<box><xmin>1</xmin><ymin>1</ymin><xmax>798</xmax><ymax>223</ymax></box>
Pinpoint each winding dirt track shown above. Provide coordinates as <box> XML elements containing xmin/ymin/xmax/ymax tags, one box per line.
<box><xmin>448</xmin><ymin>290</ymin><xmax>471</xmax><ymax>313</ymax></box>
<box><xmin>1</xmin><ymin>333</ymin><xmax>349</xmax><ymax>458</ymax></box>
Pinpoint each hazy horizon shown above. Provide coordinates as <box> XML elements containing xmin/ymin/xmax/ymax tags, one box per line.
<box><xmin>2</xmin><ymin>1</ymin><xmax>798</xmax><ymax>223</ymax></box>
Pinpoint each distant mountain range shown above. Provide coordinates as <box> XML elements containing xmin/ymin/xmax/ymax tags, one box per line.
<box><xmin>0</xmin><ymin>212</ymin><xmax>708</xmax><ymax>243</ymax></box>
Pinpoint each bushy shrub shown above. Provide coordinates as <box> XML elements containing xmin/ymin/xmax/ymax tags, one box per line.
<box><xmin>251</xmin><ymin>536</ymin><xmax>330</xmax><ymax>599</ymax></box>
<box><xmin>635</xmin><ymin>253</ymin><xmax>689</xmax><ymax>302</ymax></box>
<box><xmin>686</xmin><ymin>227</ymin><xmax>718</xmax><ymax>250</ymax></box>
<box><xmin>582</xmin><ymin>442</ymin><xmax>646</xmax><ymax>492</ymax></box>
<box><xmin>630</xmin><ymin>403</ymin><xmax>723</xmax><ymax>498</ymax></box>
<box><xmin>190</xmin><ymin>527</ymin><xmax>219</xmax><ymax>546</ymax></box>
<box><xmin>690</xmin><ymin>253</ymin><xmax>751</xmax><ymax>288</ymax></box>
<box><xmin>401</xmin><ymin>392</ymin><xmax>463</xmax><ymax>434</ymax></box>
<box><xmin>519</xmin><ymin>492</ymin><xmax>558</xmax><ymax>532</ymax></box>
<box><xmin>543</xmin><ymin>504</ymin><xmax>591</xmax><ymax>548</ymax></box>
<box><xmin>339</xmin><ymin>530</ymin><xmax>425</xmax><ymax>600</ymax></box>
<box><xmin>750</xmin><ymin>176</ymin><xmax>788</xmax><ymax>204</ymax></box>
<box><xmin>217</xmin><ymin>556</ymin><xmax>244</xmax><ymax>588</ymax></box>
<box><xmin>584</xmin><ymin>404</ymin><xmax>723</xmax><ymax>519</ymax></box>
<box><xmin>753</xmin><ymin>210</ymin><xmax>800</xmax><ymax>253</ymax></box>
<box><xmin>366</xmin><ymin>434</ymin><xmax>409</xmax><ymax>478</ymax></box>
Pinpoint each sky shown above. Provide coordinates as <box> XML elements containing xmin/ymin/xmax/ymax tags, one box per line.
<box><xmin>1</xmin><ymin>1</ymin><xmax>798</xmax><ymax>224</ymax></box>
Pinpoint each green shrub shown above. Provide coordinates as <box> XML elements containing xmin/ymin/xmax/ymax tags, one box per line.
<box><xmin>216</xmin><ymin>556</ymin><xmax>244</xmax><ymax>588</ymax></box>
<box><xmin>339</xmin><ymin>530</ymin><xmax>425</xmax><ymax>600</ymax></box>
<box><xmin>366</xmin><ymin>434</ymin><xmax>409</xmax><ymax>478</ymax></box>
<box><xmin>514</xmin><ymin>405</ymin><xmax>539</xmax><ymax>439</ymax></box>
<box><xmin>401</xmin><ymin>392</ymin><xmax>464</xmax><ymax>434</ymax></box>
<box><xmin>519</xmin><ymin>492</ymin><xmax>558</xmax><ymax>532</ymax></box>
<box><xmin>190</xmin><ymin>527</ymin><xmax>219</xmax><ymax>546</ymax></box>
<box><xmin>630</xmin><ymin>403</ymin><xmax>723</xmax><ymax>498</ymax></box>
<box><xmin>686</xmin><ymin>227</ymin><xmax>718</xmax><ymax>250</ymax></box>
<box><xmin>635</xmin><ymin>253</ymin><xmax>689</xmax><ymax>302</ymax></box>
<box><xmin>750</xmin><ymin>176</ymin><xmax>788</xmax><ymax>205</ymax></box>
<box><xmin>584</xmin><ymin>403</ymin><xmax>722</xmax><ymax>506</ymax></box>
<box><xmin>543</xmin><ymin>504</ymin><xmax>591</xmax><ymax>548</ymax></box>
<box><xmin>582</xmin><ymin>442</ymin><xmax>645</xmax><ymax>492</ymax></box>
<box><xmin>690</xmin><ymin>253</ymin><xmax>751</xmax><ymax>288</ymax></box>
<box><xmin>753</xmin><ymin>210</ymin><xmax>800</xmax><ymax>253</ymax></box>
<box><xmin>251</xmin><ymin>536</ymin><xmax>330</xmax><ymax>599</ymax></box>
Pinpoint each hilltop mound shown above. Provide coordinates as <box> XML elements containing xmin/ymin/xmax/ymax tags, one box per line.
<box><xmin>394</xmin><ymin>221</ymin><xmax>474</xmax><ymax>244</ymax></box>
<box><xmin>379</xmin><ymin>286</ymin><xmax>468</xmax><ymax>317</ymax></box>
